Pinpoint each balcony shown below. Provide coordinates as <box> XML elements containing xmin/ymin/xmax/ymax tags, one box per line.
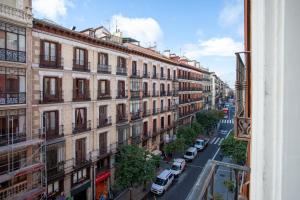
<box><xmin>98</xmin><ymin>117</ymin><xmax>112</xmax><ymax>128</ymax></box>
<box><xmin>235</xmin><ymin>51</ymin><xmax>251</xmax><ymax>140</ymax></box>
<box><xmin>97</xmin><ymin>92</ymin><xmax>111</xmax><ymax>100</ymax></box>
<box><xmin>143</xmin><ymin>72</ymin><xmax>150</xmax><ymax>78</ymax></box>
<box><xmin>0</xmin><ymin>48</ymin><xmax>26</xmax><ymax>63</ymax></box>
<box><xmin>130</xmin><ymin>90</ymin><xmax>141</xmax><ymax>100</ymax></box>
<box><xmin>39</xmin><ymin>55</ymin><xmax>63</xmax><ymax>69</ymax></box>
<box><xmin>160</xmin><ymin>74</ymin><xmax>166</xmax><ymax>80</ymax></box>
<box><xmin>73</xmin><ymin>90</ymin><xmax>91</xmax><ymax>101</ymax></box>
<box><xmin>40</xmin><ymin>90</ymin><xmax>63</xmax><ymax>104</ymax></box>
<box><xmin>152</xmin><ymin>129</ymin><xmax>159</xmax><ymax>138</ymax></box>
<box><xmin>167</xmin><ymin>75</ymin><xmax>172</xmax><ymax>80</ymax></box>
<box><xmin>72</xmin><ymin>120</ymin><xmax>91</xmax><ymax>134</ymax></box>
<box><xmin>142</xmin><ymin>91</ymin><xmax>150</xmax><ymax>98</ymax></box>
<box><xmin>0</xmin><ymin>132</ymin><xmax>26</xmax><ymax>147</ymax></box>
<box><xmin>142</xmin><ymin>132</ymin><xmax>150</xmax><ymax>141</ymax></box>
<box><xmin>40</xmin><ymin>125</ymin><xmax>64</xmax><ymax>141</ymax></box>
<box><xmin>116</xmin><ymin>66</ymin><xmax>127</xmax><ymax>76</ymax></box>
<box><xmin>173</xmin><ymin>91</ymin><xmax>179</xmax><ymax>96</ymax></box>
<box><xmin>0</xmin><ymin>92</ymin><xmax>26</xmax><ymax>105</ymax></box>
<box><xmin>0</xmin><ymin>3</ymin><xmax>32</xmax><ymax>24</ymax></box>
<box><xmin>160</xmin><ymin>90</ymin><xmax>166</xmax><ymax>97</ymax></box>
<box><xmin>167</xmin><ymin>91</ymin><xmax>173</xmax><ymax>96</ymax></box>
<box><xmin>74</xmin><ymin>154</ymin><xmax>92</xmax><ymax>169</ymax></box>
<box><xmin>172</xmin><ymin>76</ymin><xmax>178</xmax><ymax>82</ymax></box>
<box><xmin>130</xmin><ymin>70</ymin><xmax>142</xmax><ymax>78</ymax></box>
<box><xmin>152</xmin><ymin>91</ymin><xmax>159</xmax><ymax>97</ymax></box>
<box><xmin>152</xmin><ymin>73</ymin><xmax>159</xmax><ymax>79</ymax></box>
<box><xmin>152</xmin><ymin>108</ymin><xmax>160</xmax><ymax>115</ymax></box>
<box><xmin>73</xmin><ymin>60</ymin><xmax>90</xmax><ymax>72</ymax></box>
<box><xmin>142</xmin><ymin>109</ymin><xmax>151</xmax><ymax>117</ymax></box>
<box><xmin>98</xmin><ymin>145</ymin><xmax>111</xmax><ymax>159</ymax></box>
<box><xmin>47</xmin><ymin>161</ymin><xmax>65</xmax><ymax>181</ymax></box>
<box><xmin>116</xmin><ymin>90</ymin><xmax>128</xmax><ymax>99</ymax></box>
<box><xmin>0</xmin><ymin>180</ymin><xmax>28</xmax><ymax>200</ymax></box>
<box><xmin>130</xmin><ymin>111</ymin><xmax>141</xmax><ymax>121</ymax></box>
<box><xmin>131</xmin><ymin>135</ymin><xmax>141</xmax><ymax>145</ymax></box>
<box><xmin>116</xmin><ymin>114</ymin><xmax>128</xmax><ymax>124</ymax></box>
<box><xmin>97</xmin><ymin>64</ymin><xmax>111</xmax><ymax>74</ymax></box>
<box><xmin>160</xmin><ymin>107</ymin><xmax>167</xmax><ymax>113</ymax></box>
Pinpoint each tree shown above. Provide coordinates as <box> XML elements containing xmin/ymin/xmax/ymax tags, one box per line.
<box><xmin>164</xmin><ymin>137</ymin><xmax>186</xmax><ymax>158</ymax></box>
<box><xmin>220</xmin><ymin>132</ymin><xmax>247</xmax><ymax>164</ymax></box>
<box><xmin>196</xmin><ymin>110</ymin><xmax>224</xmax><ymax>134</ymax></box>
<box><xmin>191</xmin><ymin>121</ymin><xmax>204</xmax><ymax>135</ymax></box>
<box><xmin>115</xmin><ymin>145</ymin><xmax>159</xmax><ymax>199</ymax></box>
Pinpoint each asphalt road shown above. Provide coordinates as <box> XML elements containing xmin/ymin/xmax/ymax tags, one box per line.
<box><xmin>148</xmin><ymin>105</ymin><xmax>235</xmax><ymax>200</ymax></box>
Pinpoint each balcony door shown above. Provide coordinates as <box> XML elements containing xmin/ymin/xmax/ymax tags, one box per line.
<box><xmin>75</xmin><ymin>108</ymin><xmax>87</xmax><ymax>131</ymax></box>
<box><xmin>143</xmin><ymin>121</ymin><xmax>148</xmax><ymax>135</ymax></box>
<box><xmin>99</xmin><ymin>132</ymin><xmax>107</xmax><ymax>155</ymax></box>
<box><xmin>117</xmin><ymin>104</ymin><xmax>126</xmax><ymax>119</ymax></box>
<box><xmin>75</xmin><ymin>138</ymin><xmax>86</xmax><ymax>165</ymax></box>
<box><xmin>44</xmin><ymin>77</ymin><xmax>61</xmax><ymax>101</ymax></box>
<box><xmin>99</xmin><ymin>106</ymin><xmax>108</xmax><ymax>124</ymax></box>
<box><xmin>0</xmin><ymin>114</ymin><xmax>25</xmax><ymax>146</ymax></box>
<box><xmin>99</xmin><ymin>53</ymin><xmax>108</xmax><ymax>65</ymax></box>
<box><xmin>118</xmin><ymin>80</ymin><xmax>125</xmax><ymax>96</ymax></box>
<box><xmin>132</xmin><ymin>61</ymin><xmax>137</xmax><ymax>76</ymax></box>
<box><xmin>143</xmin><ymin>82</ymin><xmax>148</xmax><ymax>93</ymax></box>
<box><xmin>153</xmin><ymin>119</ymin><xmax>157</xmax><ymax>133</ymax></box>
<box><xmin>43</xmin><ymin>111</ymin><xmax>58</xmax><ymax>139</ymax></box>
<box><xmin>74</xmin><ymin>79</ymin><xmax>89</xmax><ymax>99</ymax></box>
<box><xmin>143</xmin><ymin>101</ymin><xmax>147</xmax><ymax>114</ymax></box>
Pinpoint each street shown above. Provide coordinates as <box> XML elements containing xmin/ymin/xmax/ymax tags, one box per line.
<box><xmin>149</xmin><ymin>104</ymin><xmax>235</xmax><ymax>200</ymax></box>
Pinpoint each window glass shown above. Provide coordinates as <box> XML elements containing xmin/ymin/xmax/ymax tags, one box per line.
<box><xmin>50</xmin><ymin>78</ymin><xmax>56</xmax><ymax>95</ymax></box>
<box><xmin>19</xmin><ymin>35</ymin><xmax>25</xmax><ymax>51</ymax></box>
<box><xmin>0</xmin><ymin>31</ymin><xmax>5</xmax><ymax>48</ymax></box>
<box><xmin>44</xmin><ymin>42</ymin><xmax>49</xmax><ymax>60</ymax></box>
<box><xmin>7</xmin><ymin>32</ymin><xmax>17</xmax><ymax>50</ymax></box>
<box><xmin>50</xmin><ymin>43</ymin><xmax>56</xmax><ymax>61</ymax></box>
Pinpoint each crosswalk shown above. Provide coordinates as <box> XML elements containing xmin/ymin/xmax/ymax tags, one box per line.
<box><xmin>220</xmin><ymin>119</ymin><xmax>234</xmax><ymax>124</ymax></box>
<box><xmin>210</xmin><ymin>137</ymin><xmax>225</xmax><ymax>146</ymax></box>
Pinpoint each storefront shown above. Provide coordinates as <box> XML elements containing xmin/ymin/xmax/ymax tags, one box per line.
<box><xmin>95</xmin><ymin>170</ymin><xmax>110</xmax><ymax>200</ymax></box>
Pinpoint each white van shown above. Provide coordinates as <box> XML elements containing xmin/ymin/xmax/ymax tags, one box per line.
<box><xmin>151</xmin><ymin>170</ymin><xmax>174</xmax><ymax>195</ymax></box>
<box><xmin>170</xmin><ymin>158</ymin><xmax>186</xmax><ymax>177</ymax></box>
<box><xmin>194</xmin><ymin>139</ymin><xmax>208</xmax><ymax>151</ymax></box>
<box><xmin>183</xmin><ymin>147</ymin><xmax>197</xmax><ymax>161</ymax></box>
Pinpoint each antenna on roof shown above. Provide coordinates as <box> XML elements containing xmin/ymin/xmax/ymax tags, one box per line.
<box><xmin>72</xmin><ymin>26</ymin><xmax>76</xmax><ymax>31</ymax></box>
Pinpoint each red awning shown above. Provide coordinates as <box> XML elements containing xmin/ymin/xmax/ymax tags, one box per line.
<box><xmin>96</xmin><ymin>171</ymin><xmax>111</xmax><ymax>184</ymax></box>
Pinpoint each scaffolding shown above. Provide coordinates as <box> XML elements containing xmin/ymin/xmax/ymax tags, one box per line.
<box><xmin>0</xmin><ymin>130</ymin><xmax>46</xmax><ymax>200</ymax></box>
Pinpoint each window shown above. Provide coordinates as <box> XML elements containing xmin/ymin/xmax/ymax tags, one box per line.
<box><xmin>75</xmin><ymin>108</ymin><xmax>87</xmax><ymax>131</ymax></box>
<box><xmin>73</xmin><ymin>79</ymin><xmax>89</xmax><ymax>100</ymax></box>
<box><xmin>130</xmin><ymin>79</ymin><xmax>140</xmax><ymax>91</ymax></box>
<box><xmin>153</xmin><ymin>119</ymin><xmax>157</xmax><ymax>133</ymax></box>
<box><xmin>117</xmin><ymin>80</ymin><xmax>126</xmax><ymax>96</ymax></box>
<box><xmin>99</xmin><ymin>132</ymin><xmax>107</xmax><ymax>155</ymax></box>
<box><xmin>130</xmin><ymin>101</ymin><xmax>140</xmax><ymax>113</ymax></box>
<box><xmin>118</xmin><ymin>127</ymin><xmax>129</xmax><ymax>144</ymax></box>
<box><xmin>98</xmin><ymin>80</ymin><xmax>110</xmax><ymax>95</ymax></box>
<box><xmin>43</xmin><ymin>41</ymin><xmax>57</xmax><ymax>62</ymax></box>
<box><xmin>43</xmin><ymin>110</ymin><xmax>58</xmax><ymax>137</ymax></box>
<box><xmin>161</xmin><ymin>117</ymin><xmax>164</xmax><ymax>129</ymax></box>
<box><xmin>0</xmin><ymin>67</ymin><xmax>26</xmax><ymax>105</ymax></box>
<box><xmin>143</xmin><ymin>63</ymin><xmax>148</xmax><ymax>75</ymax></box>
<box><xmin>143</xmin><ymin>82</ymin><xmax>148</xmax><ymax>93</ymax></box>
<box><xmin>0</xmin><ymin>21</ymin><xmax>26</xmax><ymax>62</ymax></box>
<box><xmin>132</xmin><ymin>61</ymin><xmax>137</xmax><ymax>75</ymax></box>
<box><xmin>75</xmin><ymin>138</ymin><xmax>86</xmax><ymax>165</ymax></box>
<box><xmin>160</xmin><ymin>67</ymin><xmax>164</xmax><ymax>77</ymax></box>
<box><xmin>153</xmin><ymin>65</ymin><xmax>156</xmax><ymax>74</ymax></box>
<box><xmin>153</xmin><ymin>100</ymin><xmax>156</xmax><ymax>110</ymax></box>
<box><xmin>117</xmin><ymin>56</ymin><xmax>126</xmax><ymax>68</ymax></box>
<box><xmin>168</xmin><ymin>115</ymin><xmax>171</xmax><ymax>126</ymax></box>
<box><xmin>99</xmin><ymin>105</ymin><xmax>108</xmax><ymax>122</ymax></box>
<box><xmin>99</xmin><ymin>52</ymin><xmax>108</xmax><ymax>65</ymax></box>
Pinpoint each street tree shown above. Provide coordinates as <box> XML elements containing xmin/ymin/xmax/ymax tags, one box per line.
<box><xmin>115</xmin><ymin>145</ymin><xmax>159</xmax><ymax>199</ymax></box>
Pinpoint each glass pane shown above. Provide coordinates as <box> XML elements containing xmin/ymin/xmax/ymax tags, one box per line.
<box><xmin>80</xmin><ymin>50</ymin><xmax>84</xmax><ymax>65</ymax></box>
<box><xmin>50</xmin><ymin>43</ymin><xmax>56</xmax><ymax>61</ymax></box>
<box><xmin>76</xmin><ymin>49</ymin><xmax>79</xmax><ymax>64</ymax></box>
<box><xmin>50</xmin><ymin>78</ymin><xmax>56</xmax><ymax>95</ymax></box>
<box><xmin>44</xmin><ymin>42</ymin><xmax>49</xmax><ymax>60</ymax></box>
<box><xmin>50</xmin><ymin>112</ymin><xmax>56</xmax><ymax>129</ymax></box>
<box><xmin>0</xmin><ymin>31</ymin><xmax>5</xmax><ymax>48</ymax></box>
<box><xmin>19</xmin><ymin>35</ymin><xmax>25</xmax><ymax>51</ymax></box>
<box><xmin>7</xmin><ymin>32</ymin><xmax>18</xmax><ymax>50</ymax></box>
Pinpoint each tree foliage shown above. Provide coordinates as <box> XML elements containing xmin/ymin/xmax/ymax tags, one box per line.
<box><xmin>220</xmin><ymin>132</ymin><xmax>248</xmax><ymax>164</ymax></box>
<box><xmin>196</xmin><ymin>110</ymin><xmax>224</xmax><ymax>134</ymax></box>
<box><xmin>115</xmin><ymin>145</ymin><xmax>159</xmax><ymax>190</ymax></box>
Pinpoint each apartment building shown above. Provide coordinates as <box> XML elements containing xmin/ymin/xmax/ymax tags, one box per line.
<box><xmin>201</xmin><ymin>68</ymin><xmax>212</xmax><ymax>110</ymax></box>
<box><xmin>211</xmin><ymin>72</ymin><xmax>224</xmax><ymax>110</ymax></box>
<box><xmin>0</xmin><ymin>0</ymin><xmax>46</xmax><ymax>199</ymax></box>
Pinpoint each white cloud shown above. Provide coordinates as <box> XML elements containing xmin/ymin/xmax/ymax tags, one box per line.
<box><xmin>33</xmin><ymin>0</ymin><xmax>74</xmax><ymax>21</ymax></box>
<box><xmin>183</xmin><ymin>37</ymin><xmax>243</xmax><ymax>59</ymax></box>
<box><xmin>110</xmin><ymin>15</ymin><xmax>163</xmax><ymax>46</ymax></box>
<box><xmin>219</xmin><ymin>0</ymin><xmax>243</xmax><ymax>27</ymax></box>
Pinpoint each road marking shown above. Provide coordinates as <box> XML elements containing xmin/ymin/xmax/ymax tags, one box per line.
<box><xmin>218</xmin><ymin>138</ymin><xmax>224</xmax><ymax>146</ymax></box>
<box><xmin>212</xmin><ymin>128</ymin><xmax>233</xmax><ymax>160</ymax></box>
<box><xmin>214</xmin><ymin>137</ymin><xmax>220</xmax><ymax>144</ymax></box>
<box><xmin>210</xmin><ymin>137</ymin><xmax>216</xmax><ymax>144</ymax></box>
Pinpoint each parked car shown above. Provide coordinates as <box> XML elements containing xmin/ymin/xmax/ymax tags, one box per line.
<box><xmin>183</xmin><ymin>147</ymin><xmax>197</xmax><ymax>161</ymax></box>
<box><xmin>194</xmin><ymin>139</ymin><xmax>208</xmax><ymax>151</ymax></box>
<box><xmin>170</xmin><ymin>158</ymin><xmax>186</xmax><ymax>177</ymax></box>
<box><xmin>151</xmin><ymin>170</ymin><xmax>174</xmax><ymax>195</ymax></box>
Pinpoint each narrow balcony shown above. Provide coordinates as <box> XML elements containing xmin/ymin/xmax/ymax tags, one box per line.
<box><xmin>0</xmin><ymin>48</ymin><xmax>26</xmax><ymax>63</ymax></box>
<box><xmin>143</xmin><ymin>72</ymin><xmax>150</xmax><ymax>78</ymax></box>
<box><xmin>130</xmin><ymin>111</ymin><xmax>141</xmax><ymax>121</ymax></box>
<box><xmin>142</xmin><ymin>91</ymin><xmax>150</xmax><ymax>98</ymax></box>
<box><xmin>160</xmin><ymin>74</ymin><xmax>166</xmax><ymax>80</ymax></box>
<box><xmin>167</xmin><ymin>90</ymin><xmax>173</xmax><ymax>96</ymax></box>
<box><xmin>142</xmin><ymin>132</ymin><xmax>151</xmax><ymax>141</ymax></box>
<box><xmin>73</xmin><ymin>90</ymin><xmax>91</xmax><ymax>101</ymax></box>
<box><xmin>160</xmin><ymin>90</ymin><xmax>166</xmax><ymax>96</ymax></box>
<box><xmin>0</xmin><ymin>3</ymin><xmax>32</xmax><ymax>24</ymax></box>
<box><xmin>97</xmin><ymin>92</ymin><xmax>111</xmax><ymax>100</ymax></box>
<box><xmin>131</xmin><ymin>135</ymin><xmax>141</xmax><ymax>145</ymax></box>
<box><xmin>235</xmin><ymin>51</ymin><xmax>251</xmax><ymax>140</ymax></box>
<box><xmin>98</xmin><ymin>145</ymin><xmax>110</xmax><ymax>159</ymax></box>
<box><xmin>152</xmin><ymin>73</ymin><xmax>159</xmax><ymax>79</ymax></box>
<box><xmin>116</xmin><ymin>90</ymin><xmax>128</xmax><ymax>99</ymax></box>
<box><xmin>0</xmin><ymin>132</ymin><xmax>26</xmax><ymax>147</ymax></box>
<box><xmin>47</xmin><ymin>161</ymin><xmax>65</xmax><ymax>181</ymax></box>
<box><xmin>167</xmin><ymin>75</ymin><xmax>172</xmax><ymax>80</ymax></box>
<box><xmin>73</xmin><ymin>60</ymin><xmax>90</xmax><ymax>72</ymax></box>
<box><xmin>116</xmin><ymin>66</ymin><xmax>127</xmax><ymax>76</ymax></box>
<box><xmin>130</xmin><ymin>70</ymin><xmax>142</xmax><ymax>78</ymax></box>
<box><xmin>72</xmin><ymin>120</ymin><xmax>91</xmax><ymax>134</ymax></box>
<box><xmin>142</xmin><ymin>109</ymin><xmax>151</xmax><ymax>117</ymax></box>
<box><xmin>39</xmin><ymin>55</ymin><xmax>63</xmax><ymax>69</ymax></box>
<box><xmin>116</xmin><ymin>114</ymin><xmax>128</xmax><ymax>124</ymax></box>
<box><xmin>74</xmin><ymin>154</ymin><xmax>92</xmax><ymax>169</ymax></box>
<box><xmin>98</xmin><ymin>117</ymin><xmax>112</xmax><ymax>128</ymax></box>
<box><xmin>130</xmin><ymin>90</ymin><xmax>141</xmax><ymax>100</ymax></box>
<box><xmin>0</xmin><ymin>92</ymin><xmax>26</xmax><ymax>105</ymax></box>
<box><xmin>40</xmin><ymin>125</ymin><xmax>64</xmax><ymax>141</ymax></box>
<box><xmin>152</xmin><ymin>108</ymin><xmax>160</xmax><ymax>115</ymax></box>
<box><xmin>152</xmin><ymin>91</ymin><xmax>159</xmax><ymax>97</ymax></box>
<box><xmin>40</xmin><ymin>90</ymin><xmax>63</xmax><ymax>104</ymax></box>
<box><xmin>97</xmin><ymin>64</ymin><xmax>111</xmax><ymax>74</ymax></box>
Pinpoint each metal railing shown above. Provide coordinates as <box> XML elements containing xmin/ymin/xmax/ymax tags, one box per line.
<box><xmin>97</xmin><ymin>92</ymin><xmax>111</xmax><ymax>100</ymax></box>
<box><xmin>72</xmin><ymin>120</ymin><xmax>91</xmax><ymax>134</ymax></box>
<box><xmin>235</xmin><ymin>51</ymin><xmax>251</xmax><ymax>140</ymax></box>
<box><xmin>0</xmin><ymin>48</ymin><xmax>26</xmax><ymax>63</ymax></box>
<box><xmin>97</xmin><ymin>117</ymin><xmax>112</xmax><ymax>128</ymax></box>
<box><xmin>0</xmin><ymin>132</ymin><xmax>26</xmax><ymax>147</ymax></box>
<box><xmin>39</xmin><ymin>55</ymin><xmax>63</xmax><ymax>69</ymax></box>
<box><xmin>97</xmin><ymin>64</ymin><xmax>111</xmax><ymax>74</ymax></box>
<box><xmin>73</xmin><ymin>90</ymin><xmax>91</xmax><ymax>101</ymax></box>
<box><xmin>39</xmin><ymin>125</ymin><xmax>64</xmax><ymax>141</ymax></box>
<box><xmin>130</xmin><ymin>111</ymin><xmax>141</xmax><ymax>121</ymax></box>
<box><xmin>143</xmin><ymin>72</ymin><xmax>150</xmax><ymax>78</ymax></box>
<box><xmin>130</xmin><ymin>70</ymin><xmax>142</xmax><ymax>78</ymax></box>
<box><xmin>39</xmin><ymin>90</ymin><xmax>63</xmax><ymax>104</ymax></box>
<box><xmin>130</xmin><ymin>90</ymin><xmax>141</xmax><ymax>99</ymax></box>
<box><xmin>116</xmin><ymin>114</ymin><xmax>128</xmax><ymax>124</ymax></box>
<box><xmin>73</xmin><ymin>60</ymin><xmax>90</xmax><ymax>72</ymax></box>
<box><xmin>0</xmin><ymin>3</ymin><xmax>32</xmax><ymax>23</ymax></box>
<box><xmin>116</xmin><ymin>66</ymin><xmax>127</xmax><ymax>75</ymax></box>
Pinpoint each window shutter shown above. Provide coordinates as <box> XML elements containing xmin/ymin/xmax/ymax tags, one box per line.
<box><xmin>57</xmin><ymin>43</ymin><xmax>62</xmax><ymax>67</ymax></box>
<box><xmin>40</xmin><ymin>40</ymin><xmax>45</xmax><ymax>65</ymax></box>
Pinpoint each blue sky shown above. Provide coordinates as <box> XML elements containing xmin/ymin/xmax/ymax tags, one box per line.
<box><xmin>33</xmin><ymin>0</ymin><xmax>244</xmax><ymax>88</ymax></box>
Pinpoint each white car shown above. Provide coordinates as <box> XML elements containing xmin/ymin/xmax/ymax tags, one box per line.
<box><xmin>194</xmin><ymin>139</ymin><xmax>208</xmax><ymax>151</ymax></box>
<box><xmin>170</xmin><ymin>158</ymin><xmax>186</xmax><ymax>177</ymax></box>
<box><xmin>151</xmin><ymin>170</ymin><xmax>174</xmax><ymax>195</ymax></box>
<box><xmin>183</xmin><ymin>147</ymin><xmax>197</xmax><ymax>161</ymax></box>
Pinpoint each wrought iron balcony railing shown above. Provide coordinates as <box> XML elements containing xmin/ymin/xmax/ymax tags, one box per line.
<box><xmin>72</xmin><ymin>120</ymin><xmax>91</xmax><ymax>134</ymax></box>
<box><xmin>40</xmin><ymin>90</ymin><xmax>63</xmax><ymax>104</ymax></box>
<box><xmin>235</xmin><ymin>51</ymin><xmax>251</xmax><ymax>140</ymax></box>
<box><xmin>98</xmin><ymin>117</ymin><xmax>112</xmax><ymax>128</ymax></box>
<box><xmin>73</xmin><ymin>60</ymin><xmax>90</xmax><ymax>72</ymax></box>
<box><xmin>97</xmin><ymin>64</ymin><xmax>111</xmax><ymax>74</ymax></box>
<box><xmin>40</xmin><ymin>55</ymin><xmax>63</xmax><ymax>69</ymax></box>
<box><xmin>116</xmin><ymin>66</ymin><xmax>127</xmax><ymax>75</ymax></box>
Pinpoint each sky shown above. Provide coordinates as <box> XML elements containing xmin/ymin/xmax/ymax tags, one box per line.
<box><xmin>32</xmin><ymin>0</ymin><xmax>244</xmax><ymax>88</ymax></box>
